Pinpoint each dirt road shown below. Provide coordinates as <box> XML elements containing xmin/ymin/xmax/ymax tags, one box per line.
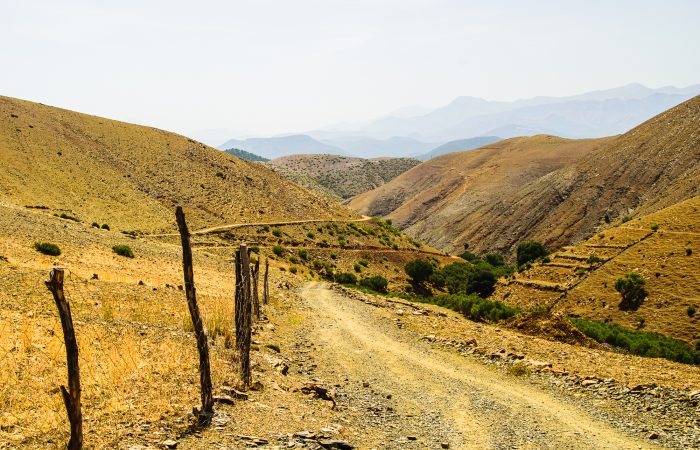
<box><xmin>299</xmin><ymin>282</ymin><xmax>659</xmax><ymax>449</ymax></box>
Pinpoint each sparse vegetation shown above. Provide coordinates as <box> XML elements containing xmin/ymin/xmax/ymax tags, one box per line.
<box><xmin>687</xmin><ymin>306</ymin><xmax>696</xmax><ymax>317</ymax></box>
<box><xmin>272</xmin><ymin>245</ymin><xmax>285</xmax><ymax>256</ymax></box>
<box><xmin>112</xmin><ymin>244</ymin><xmax>135</xmax><ymax>258</ymax></box>
<box><xmin>621</xmin><ymin>215</ymin><xmax>632</xmax><ymax>223</ymax></box>
<box><xmin>686</xmin><ymin>248</ymin><xmax>693</xmax><ymax>256</ymax></box>
<box><xmin>358</xmin><ymin>258</ymin><xmax>369</xmax><ymax>267</ymax></box>
<box><xmin>508</xmin><ymin>362</ymin><xmax>531</xmax><ymax>377</ymax></box>
<box><xmin>272</xmin><ymin>228</ymin><xmax>283</xmax><ymax>237</ymax></box>
<box><xmin>101</xmin><ymin>223</ymin><xmax>110</xmax><ymax>230</ymax></box>
<box><xmin>34</xmin><ymin>242</ymin><xmax>61</xmax><ymax>256</ymax></box>
<box><xmin>335</xmin><ymin>272</ymin><xmax>358</xmax><ymax>284</ymax></box>
<box><xmin>57</xmin><ymin>213</ymin><xmax>80</xmax><ymax>222</ymax></box>
<box><xmin>307</xmin><ymin>231</ymin><xmax>315</xmax><ymax>239</ymax></box>
<box><xmin>650</xmin><ymin>223</ymin><xmax>659</xmax><ymax>231</ymax></box>
<box><xmin>570</xmin><ymin>318</ymin><xmax>700</xmax><ymax>365</ymax></box>
<box><xmin>91</xmin><ymin>222</ymin><xmax>100</xmax><ymax>228</ymax></box>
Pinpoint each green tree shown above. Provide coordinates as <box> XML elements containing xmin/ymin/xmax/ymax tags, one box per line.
<box><xmin>404</xmin><ymin>259</ymin><xmax>434</xmax><ymax>284</ymax></box>
<box><xmin>615</xmin><ymin>273</ymin><xmax>647</xmax><ymax>311</ymax></box>
<box><xmin>516</xmin><ymin>241</ymin><xmax>548</xmax><ymax>266</ymax></box>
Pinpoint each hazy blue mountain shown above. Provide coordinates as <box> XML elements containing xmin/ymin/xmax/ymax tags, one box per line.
<box><xmin>320</xmin><ymin>136</ymin><xmax>438</xmax><ymax>158</ymax></box>
<box><xmin>223</xmin><ymin>148</ymin><xmax>269</xmax><ymax>162</ymax></box>
<box><xmin>416</xmin><ymin>136</ymin><xmax>502</xmax><ymax>160</ymax></box>
<box><xmin>217</xmin><ymin>134</ymin><xmax>349</xmax><ymax>159</ymax></box>
<box><xmin>316</xmin><ymin>83</ymin><xmax>700</xmax><ymax>142</ymax></box>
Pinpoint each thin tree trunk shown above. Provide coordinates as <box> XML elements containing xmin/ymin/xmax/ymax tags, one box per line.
<box><xmin>175</xmin><ymin>206</ymin><xmax>214</xmax><ymax>425</ymax></box>
<box><xmin>46</xmin><ymin>268</ymin><xmax>83</xmax><ymax>450</ymax></box>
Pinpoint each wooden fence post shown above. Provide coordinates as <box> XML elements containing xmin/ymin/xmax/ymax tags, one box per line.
<box><xmin>234</xmin><ymin>244</ymin><xmax>252</xmax><ymax>388</ymax></box>
<box><xmin>263</xmin><ymin>258</ymin><xmax>269</xmax><ymax>305</ymax></box>
<box><xmin>46</xmin><ymin>268</ymin><xmax>83</xmax><ymax>450</ymax></box>
<box><xmin>175</xmin><ymin>206</ymin><xmax>214</xmax><ymax>424</ymax></box>
<box><xmin>252</xmin><ymin>258</ymin><xmax>260</xmax><ymax>321</ymax></box>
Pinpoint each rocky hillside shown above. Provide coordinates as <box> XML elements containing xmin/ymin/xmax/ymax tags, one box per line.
<box><xmin>349</xmin><ymin>96</ymin><xmax>700</xmax><ymax>255</ymax></box>
<box><xmin>492</xmin><ymin>195</ymin><xmax>700</xmax><ymax>344</ymax></box>
<box><xmin>268</xmin><ymin>154</ymin><xmax>420</xmax><ymax>199</ymax></box>
<box><xmin>0</xmin><ymin>96</ymin><xmax>354</xmax><ymax>234</ymax></box>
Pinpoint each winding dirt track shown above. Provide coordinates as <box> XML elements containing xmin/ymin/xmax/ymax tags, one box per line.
<box><xmin>300</xmin><ymin>282</ymin><xmax>659</xmax><ymax>450</ymax></box>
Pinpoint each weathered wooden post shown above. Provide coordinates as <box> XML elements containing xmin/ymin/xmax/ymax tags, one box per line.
<box><xmin>234</xmin><ymin>244</ymin><xmax>252</xmax><ymax>388</ymax></box>
<box><xmin>263</xmin><ymin>257</ymin><xmax>270</xmax><ymax>305</ymax></box>
<box><xmin>175</xmin><ymin>206</ymin><xmax>214</xmax><ymax>424</ymax></box>
<box><xmin>46</xmin><ymin>268</ymin><xmax>83</xmax><ymax>450</ymax></box>
<box><xmin>252</xmin><ymin>258</ymin><xmax>260</xmax><ymax>321</ymax></box>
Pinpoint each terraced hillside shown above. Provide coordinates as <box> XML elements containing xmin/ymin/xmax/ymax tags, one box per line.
<box><xmin>492</xmin><ymin>195</ymin><xmax>700</xmax><ymax>343</ymax></box>
<box><xmin>349</xmin><ymin>96</ymin><xmax>700</xmax><ymax>255</ymax></box>
<box><xmin>269</xmin><ymin>154</ymin><xmax>420</xmax><ymax>199</ymax></box>
<box><xmin>0</xmin><ymin>96</ymin><xmax>354</xmax><ymax>234</ymax></box>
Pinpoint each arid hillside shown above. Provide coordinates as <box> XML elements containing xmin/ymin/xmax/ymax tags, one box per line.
<box><xmin>492</xmin><ymin>195</ymin><xmax>700</xmax><ymax>344</ymax></box>
<box><xmin>349</xmin><ymin>96</ymin><xmax>700</xmax><ymax>255</ymax></box>
<box><xmin>0</xmin><ymin>96</ymin><xmax>354</xmax><ymax>234</ymax></box>
<box><xmin>348</xmin><ymin>135</ymin><xmax>610</xmax><ymax>250</ymax></box>
<box><xmin>268</xmin><ymin>154</ymin><xmax>420</xmax><ymax>199</ymax></box>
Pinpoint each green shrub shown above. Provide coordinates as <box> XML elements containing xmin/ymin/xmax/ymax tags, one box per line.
<box><xmin>112</xmin><ymin>244</ymin><xmax>135</xmax><ymax>258</ymax></box>
<box><xmin>405</xmin><ymin>259</ymin><xmax>434</xmax><ymax>284</ymax></box>
<box><xmin>330</xmin><ymin>252</ymin><xmax>338</xmax><ymax>259</ymax></box>
<box><xmin>467</xmin><ymin>270</ymin><xmax>497</xmax><ymax>298</ymax></box>
<box><xmin>686</xmin><ymin>248</ymin><xmax>693</xmax><ymax>256</ymax></box>
<box><xmin>101</xmin><ymin>223</ymin><xmax>110</xmax><ymax>230</ymax></box>
<box><xmin>570</xmin><ymin>317</ymin><xmax>700</xmax><ymax>365</ymax></box>
<box><xmin>272</xmin><ymin>228</ymin><xmax>282</xmax><ymax>237</ymax></box>
<box><xmin>458</xmin><ymin>251</ymin><xmax>482</xmax><ymax>263</ymax></box>
<box><xmin>358</xmin><ymin>258</ymin><xmax>369</xmax><ymax>267</ymax></box>
<box><xmin>353</xmin><ymin>263</ymin><xmax>362</xmax><ymax>273</ymax></box>
<box><xmin>265</xmin><ymin>343</ymin><xmax>281</xmax><ymax>353</ymax></box>
<box><xmin>516</xmin><ymin>241</ymin><xmax>548</xmax><ymax>267</ymax></box>
<box><xmin>289</xmin><ymin>256</ymin><xmax>299</xmax><ymax>264</ymax></box>
<box><xmin>307</xmin><ymin>231</ymin><xmax>315</xmax><ymax>239</ymax></box>
<box><xmin>687</xmin><ymin>306</ymin><xmax>696</xmax><ymax>317</ymax></box>
<box><xmin>91</xmin><ymin>222</ymin><xmax>100</xmax><ymax>228</ymax></box>
<box><xmin>289</xmin><ymin>266</ymin><xmax>298</xmax><ymax>274</ymax></box>
<box><xmin>650</xmin><ymin>223</ymin><xmax>659</xmax><ymax>232</ymax></box>
<box><xmin>298</xmin><ymin>249</ymin><xmax>309</xmax><ymax>260</ymax></box>
<box><xmin>249</xmin><ymin>246</ymin><xmax>260</xmax><ymax>254</ymax></box>
<box><xmin>360</xmin><ymin>275</ymin><xmax>388</xmax><ymax>293</ymax></box>
<box><xmin>335</xmin><ymin>272</ymin><xmax>357</xmax><ymax>284</ymax></box>
<box><xmin>58</xmin><ymin>213</ymin><xmax>80</xmax><ymax>222</ymax></box>
<box><xmin>34</xmin><ymin>242</ymin><xmax>61</xmax><ymax>256</ymax></box>
<box><xmin>587</xmin><ymin>255</ymin><xmax>603</xmax><ymax>264</ymax></box>
<box><xmin>272</xmin><ymin>245</ymin><xmax>285</xmax><ymax>257</ymax></box>
<box><xmin>413</xmin><ymin>293</ymin><xmax>519</xmax><ymax>323</ymax></box>
<box><xmin>622</xmin><ymin>215</ymin><xmax>632</xmax><ymax>223</ymax></box>
<box><xmin>484</xmin><ymin>253</ymin><xmax>505</xmax><ymax>267</ymax></box>
<box><xmin>615</xmin><ymin>273</ymin><xmax>646</xmax><ymax>311</ymax></box>
<box><xmin>215</xmin><ymin>171</ymin><xmax>224</xmax><ymax>178</ymax></box>
<box><xmin>262</xmin><ymin>224</ymin><xmax>270</xmax><ymax>232</ymax></box>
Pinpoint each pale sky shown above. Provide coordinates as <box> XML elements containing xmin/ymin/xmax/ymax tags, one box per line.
<box><xmin>2</xmin><ymin>0</ymin><xmax>699</xmax><ymax>143</ymax></box>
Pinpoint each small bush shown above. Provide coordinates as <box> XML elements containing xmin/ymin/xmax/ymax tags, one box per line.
<box><xmin>272</xmin><ymin>245</ymin><xmax>285</xmax><ymax>257</ymax></box>
<box><xmin>112</xmin><ymin>244</ymin><xmax>135</xmax><ymax>258</ymax></box>
<box><xmin>358</xmin><ymin>258</ymin><xmax>369</xmax><ymax>267</ymax></box>
<box><xmin>34</xmin><ymin>242</ymin><xmax>61</xmax><ymax>256</ymax></box>
<box><xmin>307</xmin><ymin>231</ymin><xmax>315</xmax><ymax>239</ymax></box>
<box><xmin>335</xmin><ymin>272</ymin><xmax>357</xmax><ymax>284</ymax></box>
<box><xmin>615</xmin><ymin>273</ymin><xmax>646</xmax><ymax>311</ymax></box>
<box><xmin>687</xmin><ymin>306</ymin><xmax>696</xmax><ymax>317</ymax></box>
<box><xmin>650</xmin><ymin>223</ymin><xmax>659</xmax><ymax>232</ymax></box>
<box><xmin>272</xmin><ymin>228</ymin><xmax>282</xmax><ymax>237</ymax></box>
<box><xmin>330</xmin><ymin>252</ymin><xmax>338</xmax><ymax>259</ymax></box>
<box><xmin>298</xmin><ymin>249</ymin><xmax>309</xmax><ymax>260</ymax></box>
<box><xmin>686</xmin><ymin>248</ymin><xmax>693</xmax><ymax>256</ymax></box>
<box><xmin>289</xmin><ymin>266</ymin><xmax>298</xmax><ymax>274</ymax></box>
<box><xmin>216</xmin><ymin>171</ymin><xmax>224</xmax><ymax>178</ymax></box>
<box><xmin>621</xmin><ymin>215</ymin><xmax>632</xmax><ymax>223</ymax></box>
<box><xmin>262</xmin><ymin>224</ymin><xmax>270</xmax><ymax>232</ymax></box>
<box><xmin>507</xmin><ymin>362</ymin><xmax>531</xmax><ymax>377</ymax></box>
<box><xmin>587</xmin><ymin>255</ymin><xmax>603</xmax><ymax>264</ymax></box>
<box><xmin>266</xmin><ymin>343</ymin><xmax>281</xmax><ymax>353</ymax></box>
<box><xmin>412</xmin><ymin>293</ymin><xmax>519</xmax><ymax>323</ymax></box>
<box><xmin>484</xmin><ymin>253</ymin><xmax>505</xmax><ymax>267</ymax></box>
<box><xmin>353</xmin><ymin>263</ymin><xmax>362</xmax><ymax>273</ymax></box>
<box><xmin>91</xmin><ymin>222</ymin><xmax>100</xmax><ymax>228</ymax></box>
<box><xmin>289</xmin><ymin>256</ymin><xmax>299</xmax><ymax>264</ymax></box>
<box><xmin>101</xmin><ymin>223</ymin><xmax>110</xmax><ymax>230</ymax></box>
<box><xmin>360</xmin><ymin>275</ymin><xmax>388</xmax><ymax>293</ymax></box>
<box><xmin>249</xmin><ymin>246</ymin><xmax>260</xmax><ymax>254</ymax></box>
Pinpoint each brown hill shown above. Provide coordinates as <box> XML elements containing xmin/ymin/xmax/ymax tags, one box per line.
<box><xmin>347</xmin><ymin>135</ymin><xmax>610</xmax><ymax>252</ymax></box>
<box><xmin>0</xmin><ymin>96</ymin><xmax>354</xmax><ymax>234</ymax></box>
<box><xmin>348</xmin><ymin>96</ymin><xmax>700</xmax><ymax>255</ymax></box>
<box><xmin>268</xmin><ymin>154</ymin><xmax>420</xmax><ymax>199</ymax></box>
<box><xmin>492</xmin><ymin>195</ymin><xmax>700</xmax><ymax>343</ymax></box>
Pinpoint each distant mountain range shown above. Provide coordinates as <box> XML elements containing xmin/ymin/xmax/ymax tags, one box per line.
<box><xmin>217</xmin><ymin>83</ymin><xmax>700</xmax><ymax>158</ymax></box>
<box><xmin>415</xmin><ymin>136</ymin><xmax>501</xmax><ymax>160</ymax></box>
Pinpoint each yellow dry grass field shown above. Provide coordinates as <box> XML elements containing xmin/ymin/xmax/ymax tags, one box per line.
<box><xmin>493</xmin><ymin>195</ymin><xmax>700</xmax><ymax>343</ymax></box>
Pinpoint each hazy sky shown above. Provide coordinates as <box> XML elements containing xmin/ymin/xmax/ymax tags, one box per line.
<box><xmin>2</xmin><ymin>1</ymin><xmax>699</xmax><ymax>143</ymax></box>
